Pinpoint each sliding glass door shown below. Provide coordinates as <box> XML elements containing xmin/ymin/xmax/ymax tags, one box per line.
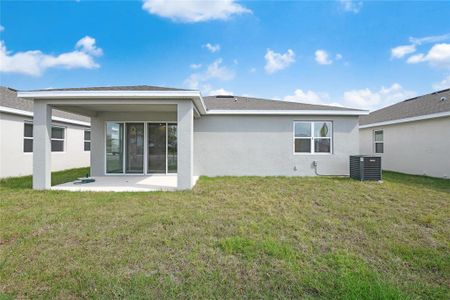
<box><xmin>106</xmin><ymin>122</ymin><xmax>124</xmax><ymax>173</ymax></box>
<box><xmin>106</xmin><ymin>122</ymin><xmax>177</xmax><ymax>174</ymax></box>
<box><xmin>125</xmin><ymin>123</ymin><xmax>144</xmax><ymax>174</ymax></box>
<box><xmin>167</xmin><ymin>123</ymin><xmax>177</xmax><ymax>173</ymax></box>
<box><xmin>148</xmin><ymin>123</ymin><xmax>166</xmax><ymax>173</ymax></box>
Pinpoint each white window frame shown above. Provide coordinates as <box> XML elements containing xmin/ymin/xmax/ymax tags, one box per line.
<box><xmin>23</xmin><ymin>121</ymin><xmax>34</xmax><ymax>153</ymax></box>
<box><xmin>84</xmin><ymin>130</ymin><xmax>91</xmax><ymax>151</ymax></box>
<box><xmin>23</xmin><ymin>122</ymin><xmax>66</xmax><ymax>153</ymax></box>
<box><xmin>373</xmin><ymin>130</ymin><xmax>384</xmax><ymax>154</ymax></box>
<box><xmin>293</xmin><ymin>121</ymin><xmax>333</xmax><ymax>155</ymax></box>
<box><xmin>51</xmin><ymin>125</ymin><xmax>66</xmax><ymax>153</ymax></box>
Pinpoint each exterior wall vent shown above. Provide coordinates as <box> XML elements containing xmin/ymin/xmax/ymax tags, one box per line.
<box><xmin>350</xmin><ymin>155</ymin><xmax>382</xmax><ymax>181</ymax></box>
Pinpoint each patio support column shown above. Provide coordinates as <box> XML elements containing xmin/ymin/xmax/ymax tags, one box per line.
<box><xmin>33</xmin><ymin>101</ymin><xmax>52</xmax><ymax>190</ymax></box>
<box><xmin>177</xmin><ymin>101</ymin><xmax>194</xmax><ymax>189</ymax></box>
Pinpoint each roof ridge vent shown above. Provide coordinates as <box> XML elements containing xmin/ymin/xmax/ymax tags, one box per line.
<box><xmin>216</xmin><ymin>95</ymin><xmax>235</xmax><ymax>98</ymax></box>
<box><xmin>216</xmin><ymin>95</ymin><xmax>237</xmax><ymax>102</ymax></box>
<box><xmin>403</xmin><ymin>96</ymin><xmax>418</xmax><ymax>102</ymax></box>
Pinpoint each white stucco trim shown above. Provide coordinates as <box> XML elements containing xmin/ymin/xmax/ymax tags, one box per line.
<box><xmin>206</xmin><ymin>109</ymin><xmax>368</xmax><ymax>116</ymax></box>
<box><xmin>18</xmin><ymin>90</ymin><xmax>207</xmax><ymax>115</ymax></box>
<box><xmin>0</xmin><ymin>105</ymin><xmax>91</xmax><ymax>127</ymax></box>
<box><xmin>359</xmin><ymin>111</ymin><xmax>450</xmax><ymax>129</ymax></box>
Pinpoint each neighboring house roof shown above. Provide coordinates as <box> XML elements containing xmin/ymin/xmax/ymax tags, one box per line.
<box><xmin>360</xmin><ymin>89</ymin><xmax>450</xmax><ymax>127</ymax></box>
<box><xmin>0</xmin><ymin>86</ymin><xmax>90</xmax><ymax>125</ymax></box>
<box><xmin>30</xmin><ymin>85</ymin><xmax>191</xmax><ymax>92</ymax></box>
<box><xmin>203</xmin><ymin>95</ymin><xmax>363</xmax><ymax>111</ymax></box>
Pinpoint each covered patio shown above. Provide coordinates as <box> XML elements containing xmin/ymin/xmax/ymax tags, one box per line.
<box><xmin>51</xmin><ymin>175</ymin><xmax>200</xmax><ymax>192</ymax></box>
<box><xmin>18</xmin><ymin>87</ymin><xmax>207</xmax><ymax>191</ymax></box>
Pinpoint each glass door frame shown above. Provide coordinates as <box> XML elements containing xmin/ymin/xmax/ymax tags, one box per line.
<box><xmin>104</xmin><ymin>121</ymin><xmax>177</xmax><ymax>175</ymax></box>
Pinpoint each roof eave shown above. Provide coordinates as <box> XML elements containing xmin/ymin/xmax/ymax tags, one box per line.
<box><xmin>17</xmin><ymin>90</ymin><xmax>207</xmax><ymax>115</ymax></box>
<box><xmin>359</xmin><ymin>110</ymin><xmax>450</xmax><ymax>128</ymax></box>
<box><xmin>205</xmin><ymin>109</ymin><xmax>369</xmax><ymax>116</ymax></box>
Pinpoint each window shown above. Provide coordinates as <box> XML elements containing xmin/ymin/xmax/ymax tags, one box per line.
<box><xmin>167</xmin><ymin>123</ymin><xmax>177</xmax><ymax>173</ymax></box>
<box><xmin>106</xmin><ymin>122</ymin><xmax>124</xmax><ymax>174</ymax></box>
<box><xmin>51</xmin><ymin>126</ymin><xmax>65</xmax><ymax>152</ymax></box>
<box><xmin>23</xmin><ymin>122</ymin><xmax>33</xmax><ymax>152</ymax></box>
<box><xmin>23</xmin><ymin>123</ymin><xmax>66</xmax><ymax>152</ymax></box>
<box><xmin>374</xmin><ymin>130</ymin><xmax>384</xmax><ymax>154</ymax></box>
<box><xmin>294</xmin><ymin>121</ymin><xmax>332</xmax><ymax>154</ymax></box>
<box><xmin>84</xmin><ymin>130</ymin><xmax>91</xmax><ymax>151</ymax></box>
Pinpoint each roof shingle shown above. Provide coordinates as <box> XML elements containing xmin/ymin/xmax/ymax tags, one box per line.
<box><xmin>203</xmin><ymin>95</ymin><xmax>363</xmax><ymax>111</ymax></box>
<box><xmin>0</xmin><ymin>87</ymin><xmax>90</xmax><ymax>124</ymax></box>
<box><xmin>360</xmin><ymin>89</ymin><xmax>450</xmax><ymax>125</ymax></box>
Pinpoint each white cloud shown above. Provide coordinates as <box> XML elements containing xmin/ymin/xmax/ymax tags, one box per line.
<box><xmin>190</xmin><ymin>63</ymin><xmax>202</xmax><ymax>69</ymax></box>
<box><xmin>205</xmin><ymin>58</ymin><xmax>234</xmax><ymax>80</ymax></box>
<box><xmin>391</xmin><ymin>44</ymin><xmax>416</xmax><ymax>59</ymax></box>
<box><xmin>249</xmin><ymin>67</ymin><xmax>256</xmax><ymax>73</ymax></box>
<box><xmin>75</xmin><ymin>36</ymin><xmax>103</xmax><ymax>56</ymax></box>
<box><xmin>315</xmin><ymin>49</ymin><xmax>332</xmax><ymax>65</ymax></box>
<box><xmin>406</xmin><ymin>53</ymin><xmax>425</xmax><ymax>64</ymax></box>
<box><xmin>432</xmin><ymin>75</ymin><xmax>450</xmax><ymax>90</ymax></box>
<box><xmin>0</xmin><ymin>36</ymin><xmax>103</xmax><ymax>76</ymax></box>
<box><xmin>208</xmin><ymin>88</ymin><xmax>233</xmax><ymax>96</ymax></box>
<box><xmin>391</xmin><ymin>33</ymin><xmax>450</xmax><ymax>64</ymax></box>
<box><xmin>343</xmin><ymin>83</ymin><xmax>416</xmax><ymax>110</ymax></box>
<box><xmin>335</xmin><ymin>53</ymin><xmax>343</xmax><ymax>60</ymax></box>
<box><xmin>284</xmin><ymin>89</ymin><xmax>326</xmax><ymax>103</ymax></box>
<box><xmin>0</xmin><ymin>25</ymin><xmax>4</xmax><ymax>32</ymax></box>
<box><xmin>283</xmin><ymin>89</ymin><xmax>342</xmax><ymax>107</ymax></box>
<box><xmin>184</xmin><ymin>58</ymin><xmax>235</xmax><ymax>90</ymax></box>
<box><xmin>339</xmin><ymin>0</ymin><xmax>363</xmax><ymax>13</ymax></box>
<box><xmin>142</xmin><ymin>0</ymin><xmax>251</xmax><ymax>23</ymax></box>
<box><xmin>203</xmin><ymin>43</ymin><xmax>220</xmax><ymax>53</ymax></box>
<box><xmin>406</xmin><ymin>43</ymin><xmax>450</xmax><ymax>68</ymax></box>
<box><xmin>264</xmin><ymin>49</ymin><xmax>295</xmax><ymax>74</ymax></box>
<box><xmin>409</xmin><ymin>33</ymin><xmax>450</xmax><ymax>45</ymax></box>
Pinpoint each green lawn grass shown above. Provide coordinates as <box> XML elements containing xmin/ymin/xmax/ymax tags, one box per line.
<box><xmin>1</xmin><ymin>169</ymin><xmax>449</xmax><ymax>299</ymax></box>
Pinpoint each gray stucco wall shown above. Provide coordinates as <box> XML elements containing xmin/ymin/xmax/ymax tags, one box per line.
<box><xmin>194</xmin><ymin>115</ymin><xmax>359</xmax><ymax>176</ymax></box>
<box><xmin>360</xmin><ymin>116</ymin><xmax>450</xmax><ymax>178</ymax></box>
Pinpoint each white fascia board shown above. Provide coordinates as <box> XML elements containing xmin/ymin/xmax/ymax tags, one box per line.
<box><xmin>359</xmin><ymin>111</ymin><xmax>450</xmax><ymax>129</ymax></box>
<box><xmin>205</xmin><ymin>109</ymin><xmax>369</xmax><ymax>116</ymax></box>
<box><xmin>0</xmin><ymin>105</ymin><xmax>91</xmax><ymax>127</ymax></box>
<box><xmin>18</xmin><ymin>90</ymin><xmax>208</xmax><ymax>115</ymax></box>
<box><xmin>17</xmin><ymin>90</ymin><xmax>201</xmax><ymax>99</ymax></box>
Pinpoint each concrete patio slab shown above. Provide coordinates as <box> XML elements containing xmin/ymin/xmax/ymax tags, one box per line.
<box><xmin>51</xmin><ymin>175</ymin><xmax>199</xmax><ymax>192</ymax></box>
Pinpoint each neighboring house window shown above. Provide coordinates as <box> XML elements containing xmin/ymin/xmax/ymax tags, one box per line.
<box><xmin>51</xmin><ymin>126</ymin><xmax>65</xmax><ymax>152</ymax></box>
<box><xmin>84</xmin><ymin>130</ymin><xmax>91</xmax><ymax>151</ymax></box>
<box><xmin>23</xmin><ymin>122</ymin><xmax>33</xmax><ymax>152</ymax></box>
<box><xmin>294</xmin><ymin>121</ymin><xmax>332</xmax><ymax>154</ymax></box>
<box><xmin>24</xmin><ymin>123</ymin><xmax>66</xmax><ymax>152</ymax></box>
<box><xmin>374</xmin><ymin>130</ymin><xmax>384</xmax><ymax>154</ymax></box>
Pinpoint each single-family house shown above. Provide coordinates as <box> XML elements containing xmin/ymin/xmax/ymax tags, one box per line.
<box><xmin>17</xmin><ymin>85</ymin><xmax>368</xmax><ymax>191</ymax></box>
<box><xmin>0</xmin><ymin>87</ymin><xmax>91</xmax><ymax>178</ymax></box>
<box><xmin>360</xmin><ymin>88</ymin><xmax>450</xmax><ymax>178</ymax></box>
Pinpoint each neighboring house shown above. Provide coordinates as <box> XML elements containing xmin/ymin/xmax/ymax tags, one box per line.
<box><xmin>17</xmin><ymin>85</ymin><xmax>368</xmax><ymax>190</ymax></box>
<box><xmin>360</xmin><ymin>89</ymin><xmax>450</xmax><ymax>179</ymax></box>
<box><xmin>0</xmin><ymin>87</ymin><xmax>91</xmax><ymax>178</ymax></box>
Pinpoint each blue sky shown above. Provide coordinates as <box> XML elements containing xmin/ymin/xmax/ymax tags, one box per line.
<box><xmin>1</xmin><ymin>0</ymin><xmax>450</xmax><ymax>110</ymax></box>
